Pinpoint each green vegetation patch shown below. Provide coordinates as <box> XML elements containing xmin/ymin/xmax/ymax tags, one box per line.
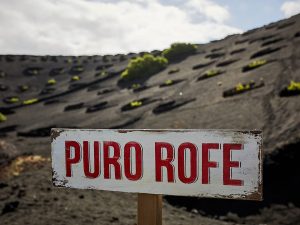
<box><xmin>4</xmin><ymin>96</ymin><xmax>20</xmax><ymax>104</ymax></box>
<box><xmin>71</xmin><ymin>76</ymin><xmax>80</xmax><ymax>81</ymax></box>
<box><xmin>160</xmin><ymin>79</ymin><xmax>184</xmax><ymax>88</ymax></box>
<box><xmin>131</xmin><ymin>83</ymin><xmax>141</xmax><ymax>89</ymax></box>
<box><xmin>24</xmin><ymin>67</ymin><xmax>42</xmax><ymax>76</ymax></box>
<box><xmin>19</xmin><ymin>85</ymin><xmax>29</xmax><ymax>92</ymax></box>
<box><xmin>162</xmin><ymin>43</ymin><xmax>197</xmax><ymax>62</ymax></box>
<box><xmin>23</xmin><ymin>98</ymin><xmax>39</xmax><ymax>105</ymax></box>
<box><xmin>243</xmin><ymin>59</ymin><xmax>267</xmax><ymax>72</ymax></box>
<box><xmin>287</xmin><ymin>80</ymin><xmax>300</xmax><ymax>91</ymax></box>
<box><xmin>70</xmin><ymin>65</ymin><xmax>84</xmax><ymax>74</ymax></box>
<box><xmin>95</xmin><ymin>71</ymin><xmax>108</xmax><ymax>77</ymax></box>
<box><xmin>197</xmin><ymin>69</ymin><xmax>222</xmax><ymax>81</ymax></box>
<box><xmin>223</xmin><ymin>80</ymin><xmax>264</xmax><ymax>97</ymax></box>
<box><xmin>130</xmin><ymin>101</ymin><xmax>143</xmax><ymax>107</ymax></box>
<box><xmin>47</xmin><ymin>79</ymin><xmax>56</xmax><ymax>85</ymax></box>
<box><xmin>279</xmin><ymin>80</ymin><xmax>300</xmax><ymax>97</ymax></box>
<box><xmin>248</xmin><ymin>60</ymin><xmax>267</xmax><ymax>68</ymax></box>
<box><xmin>0</xmin><ymin>113</ymin><xmax>7</xmax><ymax>122</ymax></box>
<box><xmin>205</xmin><ymin>69</ymin><xmax>220</xmax><ymax>77</ymax></box>
<box><xmin>235</xmin><ymin>82</ymin><xmax>251</xmax><ymax>92</ymax></box>
<box><xmin>164</xmin><ymin>79</ymin><xmax>173</xmax><ymax>86</ymax></box>
<box><xmin>121</xmin><ymin>54</ymin><xmax>168</xmax><ymax>81</ymax></box>
<box><xmin>168</xmin><ymin>68</ymin><xmax>180</xmax><ymax>74</ymax></box>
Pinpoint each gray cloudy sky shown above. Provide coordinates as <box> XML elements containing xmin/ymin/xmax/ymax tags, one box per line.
<box><xmin>0</xmin><ymin>0</ymin><xmax>300</xmax><ymax>55</ymax></box>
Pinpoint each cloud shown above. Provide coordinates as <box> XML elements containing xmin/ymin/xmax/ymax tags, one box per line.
<box><xmin>184</xmin><ymin>0</ymin><xmax>230</xmax><ymax>23</ymax></box>
<box><xmin>281</xmin><ymin>0</ymin><xmax>300</xmax><ymax>17</ymax></box>
<box><xmin>0</xmin><ymin>0</ymin><xmax>241</xmax><ymax>55</ymax></box>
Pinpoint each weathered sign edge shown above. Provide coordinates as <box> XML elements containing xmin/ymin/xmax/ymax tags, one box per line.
<box><xmin>50</xmin><ymin>128</ymin><xmax>263</xmax><ymax>201</ymax></box>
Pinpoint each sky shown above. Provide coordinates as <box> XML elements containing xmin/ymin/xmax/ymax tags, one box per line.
<box><xmin>0</xmin><ymin>0</ymin><xmax>300</xmax><ymax>55</ymax></box>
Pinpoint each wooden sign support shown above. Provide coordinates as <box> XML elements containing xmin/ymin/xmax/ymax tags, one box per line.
<box><xmin>138</xmin><ymin>193</ymin><xmax>162</xmax><ymax>225</ymax></box>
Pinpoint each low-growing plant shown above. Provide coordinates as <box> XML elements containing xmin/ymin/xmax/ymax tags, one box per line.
<box><xmin>223</xmin><ymin>80</ymin><xmax>263</xmax><ymax>98</ymax></box>
<box><xmin>71</xmin><ymin>76</ymin><xmax>80</xmax><ymax>81</ymax></box>
<box><xmin>242</xmin><ymin>59</ymin><xmax>267</xmax><ymax>72</ymax></box>
<box><xmin>235</xmin><ymin>83</ymin><xmax>251</xmax><ymax>92</ymax></box>
<box><xmin>168</xmin><ymin>68</ymin><xmax>180</xmax><ymax>74</ymax></box>
<box><xmin>162</xmin><ymin>43</ymin><xmax>197</xmax><ymax>62</ymax></box>
<box><xmin>165</xmin><ymin>79</ymin><xmax>173</xmax><ymax>85</ymax></box>
<box><xmin>0</xmin><ymin>112</ymin><xmax>7</xmax><ymax>122</ymax></box>
<box><xmin>96</xmin><ymin>71</ymin><xmax>108</xmax><ymax>77</ymax></box>
<box><xmin>71</xmin><ymin>66</ymin><xmax>84</xmax><ymax>74</ymax></box>
<box><xmin>121</xmin><ymin>54</ymin><xmax>168</xmax><ymax>81</ymax></box>
<box><xmin>205</xmin><ymin>69</ymin><xmax>220</xmax><ymax>77</ymax></box>
<box><xmin>29</xmin><ymin>69</ymin><xmax>38</xmax><ymax>75</ymax></box>
<box><xmin>19</xmin><ymin>85</ymin><xmax>29</xmax><ymax>92</ymax></box>
<box><xmin>279</xmin><ymin>80</ymin><xmax>300</xmax><ymax>97</ymax></box>
<box><xmin>287</xmin><ymin>80</ymin><xmax>300</xmax><ymax>91</ymax></box>
<box><xmin>4</xmin><ymin>96</ymin><xmax>20</xmax><ymax>104</ymax></box>
<box><xmin>131</xmin><ymin>83</ymin><xmax>141</xmax><ymax>89</ymax></box>
<box><xmin>47</xmin><ymin>79</ymin><xmax>56</xmax><ymax>85</ymax></box>
<box><xmin>23</xmin><ymin>98</ymin><xmax>39</xmax><ymax>105</ymax></box>
<box><xmin>248</xmin><ymin>59</ymin><xmax>267</xmax><ymax>68</ymax></box>
<box><xmin>130</xmin><ymin>101</ymin><xmax>142</xmax><ymax>107</ymax></box>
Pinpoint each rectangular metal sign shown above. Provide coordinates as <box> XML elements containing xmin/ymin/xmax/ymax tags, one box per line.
<box><xmin>51</xmin><ymin>129</ymin><xmax>262</xmax><ymax>200</ymax></box>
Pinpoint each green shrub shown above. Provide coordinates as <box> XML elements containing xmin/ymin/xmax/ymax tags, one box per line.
<box><xmin>71</xmin><ymin>76</ymin><xmax>80</xmax><ymax>81</ymax></box>
<box><xmin>131</xmin><ymin>83</ymin><xmax>141</xmax><ymax>89</ymax></box>
<box><xmin>121</xmin><ymin>54</ymin><xmax>168</xmax><ymax>81</ymax></box>
<box><xmin>248</xmin><ymin>59</ymin><xmax>267</xmax><ymax>68</ymax></box>
<box><xmin>130</xmin><ymin>101</ymin><xmax>142</xmax><ymax>107</ymax></box>
<box><xmin>162</xmin><ymin>43</ymin><xmax>197</xmax><ymax>62</ymax></box>
<box><xmin>71</xmin><ymin>66</ymin><xmax>84</xmax><ymax>73</ymax></box>
<box><xmin>205</xmin><ymin>69</ymin><xmax>220</xmax><ymax>77</ymax></box>
<box><xmin>242</xmin><ymin>59</ymin><xmax>267</xmax><ymax>72</ymax></box>
<box><xmin>19</xmin><ymin>85</ymin><xmax>29</xmax><ymax>92</ymax></box>
<box><xmin>165</xmin><ymin>79</ymin><xmax>173</xmax><ymax>85</ymax></box>
<box><xmin>96</xmin><ymin>71</ymin><xmax>107</xmax><ymax>77</ymax></box>
<box><xmin>287</xmin><ymin>80</ymin><xmax>300</xmax><ymax>91</ymax></box>
<box><xmin>23</xmin><ymin>98</ymin><xmax>38</xmax><ymax>105</ymax></box>
<box><xmin>47</xmin><ymin>79</ymin><xmax>56</xmax><ymax>85</ymax></box>
<box><xmin>235</xmin><ymin>83</ymin><xmax>251</xmax><ymax>92</ymax></box>
<box><xmin>0</xmin><ymin>113</ymin><xmax>7</xmax><ymax>122</ymax></box>
<box><xmin>7</xmin><ymin>97</ymin><xmax>20</xmax><ymax>103</ymax></box>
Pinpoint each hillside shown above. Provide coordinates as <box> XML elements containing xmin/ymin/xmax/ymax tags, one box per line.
<box><xmin>0</xmin><ymin>14</ymin><xmax>300</xmax><ymax>225</ymax></box>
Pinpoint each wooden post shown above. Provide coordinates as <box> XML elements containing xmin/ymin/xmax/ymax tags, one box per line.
<box><xmin>138</xmin><ymin>193</ymin><xmax>162</xmax><ymax>225</ymax></box>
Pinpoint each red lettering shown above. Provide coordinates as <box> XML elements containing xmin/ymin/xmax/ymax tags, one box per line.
<box><xmin>83</xmin><ymin>141</ymin><xmax>100</xmax><ymax>178</ymax></box>
<box><xmin>124</xmin><ymin>142</ymin><xmax>143</xmax><ymax>181</ymax></box>
<box><xmin>65</xmin><ymin>141</ymin><xmax>81</xmax><ymax>177</ymax></box>
<box><xmin>202</xmin><ymin>143</ymin><xmax>219</xmax><ymax>184</ymax></box>
<box><xmin>103</xmin><ymin>141</ymin><xmax>121</xmax><ymax>179</ymax></box>
<box><xmin>155</xmin><ymin>142</ymin><xmax>175</xmax><ymax>182</ymax></box>
<box><xmin>178</xmin><ymin>142</ymin><xmax>198</xmax><ymax>184</ymax></box>
<box><xmin>223</xmin><ymin>144</ymin><xmax>243</xmax><ymax>186</ymax></box>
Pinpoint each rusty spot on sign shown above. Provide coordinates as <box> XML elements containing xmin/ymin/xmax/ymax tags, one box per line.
<box><xmin>51</xmin><ymin>128</ymin><xmax>64</xmax><ymax>142</ymax></box>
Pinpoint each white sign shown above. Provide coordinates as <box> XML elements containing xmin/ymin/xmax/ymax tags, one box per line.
<box><xmin>51</xmin><ymin>129</ymin><xmax>262</xmax><ymax>200</ymax></box>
